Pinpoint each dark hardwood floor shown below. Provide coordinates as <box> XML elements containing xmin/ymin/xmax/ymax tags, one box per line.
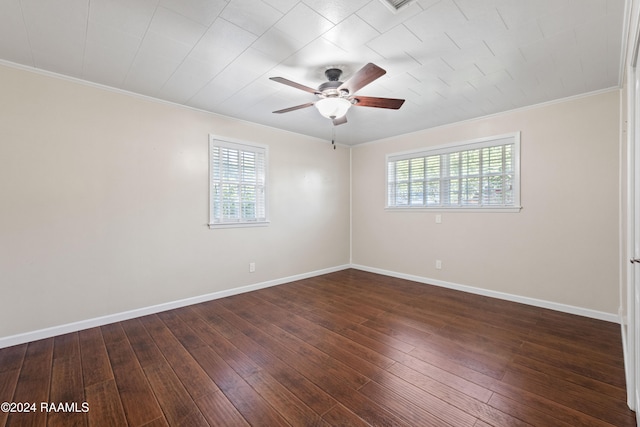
<box><xmin>0</xmin><ymin>269</ymin><xmax>636</xmax><ymax>426</ymax></box>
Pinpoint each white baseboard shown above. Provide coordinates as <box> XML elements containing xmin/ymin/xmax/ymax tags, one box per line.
<box><xmin>351</xmin><ymin>264</ymin><xmax>621</xmax><ymax>324</ymax></box>
<box><xmin>1</xmin><ymin>263</ymin><xmax>621</xmax><ymax>349</ymax></box>
<box><xmin>0</xmin><ymin>264</ymin><xmax>350</xmax><ymax>349</ymax></box>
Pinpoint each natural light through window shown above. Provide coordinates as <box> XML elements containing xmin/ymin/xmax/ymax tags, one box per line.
<box><xmin>386</xmin><ymin>133</ymin><xmax>521</xmax><ymax>211</ymax></box>
<box><xmin>209</xmin><ymin>135</ymin><xmax>268</xmax><ymax>228</ymax></box>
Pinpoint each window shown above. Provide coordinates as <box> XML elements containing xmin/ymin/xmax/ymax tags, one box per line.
<box><xmin>387</xmin><ymin>132</ymin><xmax>520</xmax><ymax>211</ymax></box>
<box><xmin>209</xmin><ymin>136</ymin><xmax>268</xmax><ymax>228</ymax></box>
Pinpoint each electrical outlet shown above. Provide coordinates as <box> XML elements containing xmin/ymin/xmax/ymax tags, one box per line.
<box><xmin>435</xmin><ymin>260</ymin><xmax>442</xmax><ymax>270</ymax></box>
<box><xmin>435</xmin><ymin>214</ymin><xmax>442</xmax><ymax>224</ymax></box>
<box><xmin>249</xmin><ymin>262</ymin><xmax>256</xmax><ymax>273</ymax></box>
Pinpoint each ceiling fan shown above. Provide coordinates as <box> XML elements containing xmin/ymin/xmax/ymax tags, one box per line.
<box><xmin>270</xmin><ymin>63</ymin><xmax>405</xmax><ymax>126</ymax></box>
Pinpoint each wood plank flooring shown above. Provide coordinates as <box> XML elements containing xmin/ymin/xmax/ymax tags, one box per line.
<box><xmin>0</xmin><ymin>269</ymin><xmax>635</xmax><ymax>426</ymax></box>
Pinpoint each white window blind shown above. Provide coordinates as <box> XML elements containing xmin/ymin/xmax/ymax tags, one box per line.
<box><xmin>209</xmin><ymin>136</ymin><xmax>268</xmax><ymax>228</ymax></box>
<box><xmin>387</xmin><ymin>133</ymin><xmax>520</xmax><ymax>210</ymax></box>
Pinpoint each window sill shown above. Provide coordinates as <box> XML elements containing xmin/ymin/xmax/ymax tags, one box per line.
<box><xmin>208</xmin><ymin>220</ymin><xmax>270</xmax><ymax>229</ymax></box>
<box><xmin>385</xmin><ymin>206</ymin><xmax>522</xmax><ymax>213</ymax></box>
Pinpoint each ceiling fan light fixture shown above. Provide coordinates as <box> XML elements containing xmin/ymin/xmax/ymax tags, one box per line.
<box><xmin>315</xmin><ymin>97</ymin><xmax>351</xmax><ymax>119</ymax></box>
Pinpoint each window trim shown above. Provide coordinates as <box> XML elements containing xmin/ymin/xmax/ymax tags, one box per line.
<box><xmin>208</xmin><ymin>134</ymin><xmax>270</xmax><ymax>229</ymax></box>
<box><xmin>385</xmin><ymin>132</ymin><xmax>522</xmax><ymax>212</ymax></box>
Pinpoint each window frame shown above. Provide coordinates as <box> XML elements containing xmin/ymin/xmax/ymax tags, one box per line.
<box><xmin>385</xmin><ymin>132</ymin><xmax>521</xmax><ymax>212</ymax></box>
<box><xmin>209</xmin><ymin>135</ymin><xmax>269</xmax><ymax>229</ymax></box>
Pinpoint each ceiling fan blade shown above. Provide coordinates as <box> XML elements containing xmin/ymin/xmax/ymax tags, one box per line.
<box><xmin>332</xmin><ymin>115</ymin><xmax>348</xmax><ymax>126</ymax></box>
<box><xmin>270</xmin><ymin>77</ymin><xmax>319</xmax><ymax>94</ymax></box>
<box><xmin>272</xmin><ymin>102</ymin><xmax>315</xmax><ymax>114</ymax></box>
<box><xmin>338</xmin><ymin>63</ymin><xmax>386</xmax><ymax>95</ymax></box>
<box><xmin>352</xmin><ymin>96</ymin><xmax>405</xmax><ymax>109</ymax></box>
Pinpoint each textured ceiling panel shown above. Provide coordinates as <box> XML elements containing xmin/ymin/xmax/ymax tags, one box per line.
<box><xmin>0</xmin><ymin>0</ymin><xmax>627</xmax><ymax>145</ymax></box>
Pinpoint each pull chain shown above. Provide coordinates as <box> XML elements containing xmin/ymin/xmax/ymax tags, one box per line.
<box><xmin>331</xmin><ymin>126</ymin><xmax>336</xmax><ymax>150</ymax></box>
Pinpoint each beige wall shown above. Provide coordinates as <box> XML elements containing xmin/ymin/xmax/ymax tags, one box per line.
<box><xmin>0</xmin><ymin>64</ymin><xmax>351</xmax><ymax>339</ymax></box>
<box><xmin>0</xmin><ymin>62</ymin><xmax>624</xmax><ymax>341</ymax></box>
<box><xmin>352</xmin><ymin>90</ymin><xmax>621</xmax><ymax>315</ymax></box>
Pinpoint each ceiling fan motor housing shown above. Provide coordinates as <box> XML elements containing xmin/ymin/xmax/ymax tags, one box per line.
<box><xmin>318</xmin><ymin>81</ymin><xmax>342</xmax><ymax>95</ymax></box>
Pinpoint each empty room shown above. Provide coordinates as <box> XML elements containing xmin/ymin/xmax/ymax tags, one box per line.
<box><xmin>1</xmin><ymin>0</ymin><xmax>640</xmax><ymax>425</ymax></box>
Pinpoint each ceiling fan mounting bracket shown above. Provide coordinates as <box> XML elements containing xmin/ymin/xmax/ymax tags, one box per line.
<box><xmin>324</xmin><ymin>68</ymin><xmax>343</xmax><ymax>81</ymax></box>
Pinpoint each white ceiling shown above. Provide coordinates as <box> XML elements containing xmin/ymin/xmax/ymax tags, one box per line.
<box><xmin>0</xmin><ymin>0</ymin><xmax>627</xmax><ymax>145</ymax></box>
